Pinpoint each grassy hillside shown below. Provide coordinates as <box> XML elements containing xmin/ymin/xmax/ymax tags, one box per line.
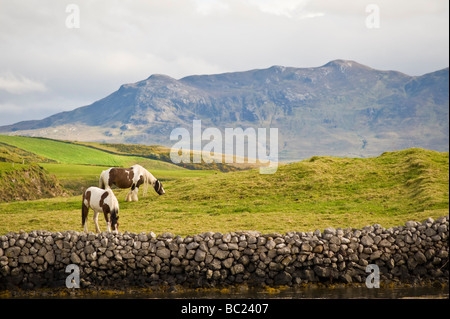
<box><xmin>0</xmin><ymin>135</ymin><xmax>217</xmax><ymax>195</ymax></box>
<box><xmin>1</xmin><ymin>142</ymin><xmax>55</xmax><ymax>164</ymax></box>
<box><xmin>0</xmin><ymin>135</ymin><xmax>243</xmax><ymax>172</ymax></box>
<box><xmin>71</xmin><ymin>141</ymin><xmax>250</xmax><ymax>172</ymax></box>
<box><xmin>0</xmin><ymin>148</ymin><xmax>447</xmax><ymax>236</ymax></box>
<box><xmin>0</xmin><ymin>135</ymin><xmax>153</xmax><ymax>167</ymax></box>
<box><xmin>0</xmin><ymin>162</ymin><xmax>66</xmax><ymax>202</ymax></box>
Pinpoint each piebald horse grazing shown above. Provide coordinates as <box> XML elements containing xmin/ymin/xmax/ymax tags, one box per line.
<box><xmin>82</xmin><ymin>187</ymin><xmax>119</xmax><ymax>233</ymax></box>
<box><xmin>99</xmin><ymin>164</ymin><xmax>165</xmax><ymax>202</ymax></box>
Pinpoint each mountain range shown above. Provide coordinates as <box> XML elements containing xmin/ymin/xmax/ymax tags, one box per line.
<box><xmin>1</xmin><ymin>59</ymin><xmax>448</xmax><ymax>161</ymax></box>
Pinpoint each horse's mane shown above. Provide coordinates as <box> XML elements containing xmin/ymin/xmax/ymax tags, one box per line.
<box><xmin>136</xmin><ymin>165</ymin><xmax>155</xmax><ymax>197</ymax></box>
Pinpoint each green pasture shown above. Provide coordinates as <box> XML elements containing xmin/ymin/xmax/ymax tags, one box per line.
<box><xmin>39</xmin><ymin>163</ymin><xmax>216</xmax><ymax>194</ymax></box>
<box><xmin>0</xmin><ymin>134</ymin><xmax>211</xmax><ymax>194</ymax></box>
<box><xmin>0</xmin><ymin>135</ymin><xmax>125</xmax><ymax>166</ymax></box>
<box><xmin>1</xmin><ymin>147</ymin><xmax>448</xmax><ymax>236</ymax></box>
<box><xmin>0</xmin><ymin>135</ymin><xmax>180</xmax><ymax>169</ymax></box>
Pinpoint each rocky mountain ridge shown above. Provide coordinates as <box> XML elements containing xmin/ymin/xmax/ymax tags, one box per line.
<box><xmin>1</xmin><ymin>60</ymin><xmax>448</xmax><ymax>161</ymax></box>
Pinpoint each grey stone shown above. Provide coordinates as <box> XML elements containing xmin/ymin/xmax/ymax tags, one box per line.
<box><xmin>314</xmin><ymin>265</ymin><xmax>330</xmax><ymax>278</ymax></box>
<box><xmin>378</xmin><ymin>239</ymin><xmax>391</xmax><ymax>248</ymax></box>
<box><xmin>186</xmin><ymin>249</ymin><xmax>196</xmax><ymax>260</ymax></box>
<box><xmin>424</xmin><ymin>228</ymin><xmax>437</xmax><ymax>237</ymax></box>
<box><xmin>222</xmin><ymin>233</ymin><xmax>232</xmax><ymax>243</ymax></box>
<box><xmin>171</xmin><ymin>257</ymin><xmax>181</xmax><ymax>266</ymax></box>
<box><xmin>407</xmin><ymin>257</ymin><xmax>418</xmax><ymax>270</ymax></box>
<box><xmin>438</xmin><ymin>250</ymin><xmax>448</xmax><ymax>259</ymax></box>
<box><xmin>277</xmin><ymin>246</ymin><xmax>291</xmax><ymax>255</ymax></box>
<box><xmin>70</xmin><ymin>252</ymin><xmax>81</xmax><ymax>264</ymax></box>
<box><xmin>44</xmin><ymin>236</ymin><xmax>54</xmax><ymax>246</ymax></box>
<box><xmin>302</xmin><ymin>269</ymin><xmax>316</xmax><ymax>281</ymax></box>
<box><xmin>329</xmin><ymin>236</ymin><xmax>341</xmax><ymax>245</ymax></box>
<box><xmin>18</xmin><ymin>255</ymin><xmax>33</xmax><ymax>264</ymax></box>
<box><xmin>222</xmin><ymin>258</ymin><xmax>234</xmax><ymax>269</ymax></box>
<box><xmin>98</xmin><ymin>255</ymin><xmax>109</xmax><ymax>265</ymax></box>
<box><xmin>84</xmin><ymin>245</ymin><xmax>95</xmax><ymax>254</ymax></box>
<box><xmin>361</xmin><ymin>235</ymin><xmax>374</xmax><ymax>246</ymax></box>
<box><xmin>370</xmin><ymin>251</ymin><xmax>382</xmax><ymax>260</ymax></box>
<box><xmin>231</xmin><ymin>264</ymin><xmax>245</xmax><ymax>275</ymax></box>
<box><xmin>301</xmin><ymin>243</ymin><xmax>312</xmax><ymax>252</ymax></box>
<box><xmin>186</xmin><ymin>242</ymin><xmax>199</xmax><ymax>250</ymax></box>
<box><xmin>137</xmin><ymin>233</ymin><xmax>148</xmax><ymax>242</ymax></box>
<box><xmin>194</xmin><ymin>249</ymin><xmax>206</xmax><ymax>262</ymax></box>
<box><xmin>5</xmin><ymin>247</ymin><xmax>21</xmax><ymax>258</ymax></box>
<box><xmin>274</xmin><ymin>271</ymin><xmax>292</xmax><ymax>285</ymax></box>
<box><xmin>44</xmin><ymin>251</ymin><xmax>55</xmax><ymax>265</ymax></box>
<box><xmin>405</xmin><ymin>221</ymin><xmax>418</xmax><ymax>228</ymax></box>
<box><xmin>414</xmin><ymin>252</ymin><xmax>427</xmax><ymax>264</ymax></box>
<box><xmin>122</xmin><ymin>251</ymin><xmax>134</xmax><ymax>259</ymax></box>
<box><xmin>247</xmin><ymin>236</ymin><xmax>257</xmax><ymax>244</ymax></box>
<box><xmin>156</xmin><ymin>248</ymin><xmax>171</xmax><ymax>259</ymax></box>
<box><xmin>313</xmin><ymin>245</ymin><xmax>323</xmax><ymax>253</ymax></box>
<box><xmin>210</xmin><ymin>258</ymin><xmax>222</xmax><ymax>270</ymax></box>
<box><xmin>324</xmin><ymin>227</ymin><xmax>336</xmax><ymax>235</ymax></box>
<box><xmin>438</xmin><ymin>224</ymin><xmax>447</xmax><ymax>233</ymax></box>
<box><xmin>265</xmin><ymin>240</ymin><xmax>276</xmax><ymax>250</ymax></box>
<box><xmin>215</xmin><ymin>249</ymin><xmax>229</xmax><ymax>260</ymax></box>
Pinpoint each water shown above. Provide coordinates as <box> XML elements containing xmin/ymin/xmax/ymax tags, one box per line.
<box><xmin>2</xmin><ymin>285</ymin><xmax>447</xmax><ymax>299</ymax></box>
<box><xmin>141</xmin><ymin>286</ymin><xmax>449</xmax><ymax>299</ymax></box>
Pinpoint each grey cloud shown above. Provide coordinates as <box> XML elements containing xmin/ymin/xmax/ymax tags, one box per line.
<box><xmin>0</xmin><ymin>0</ymin><xmax>448</xmax><ymax>126</ymax></box>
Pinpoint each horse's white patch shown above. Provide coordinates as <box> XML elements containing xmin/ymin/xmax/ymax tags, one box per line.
<box><xmin>82</xmin><ymin>187</ymin><xmax>119</xmax><ymax>233</ymax></box>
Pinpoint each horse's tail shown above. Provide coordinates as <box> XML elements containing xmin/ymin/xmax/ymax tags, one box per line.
<box><xmin>81</xmin><ymin>190</ymin><xmax>89</xmax><ymax>228</ymax></box>
<box><xmin>99</xmin><ymin>171</ymin><xmax>105</xmax><ymax>189</ymax></box>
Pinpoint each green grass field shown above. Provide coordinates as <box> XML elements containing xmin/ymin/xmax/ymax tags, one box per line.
<box><xmin>0</xmin><ymin>134</ymin><xmax>212</xmax><ymax>194</ymax></box>
<box><xmin>1</xmin><ymin>139</ymin><xmax>448</xmax><ymax>236</ymax></box>
<box><xmin>0</xmin><ymin>135</ymin><xmax>129</xmax><ymax>166</ymax></box>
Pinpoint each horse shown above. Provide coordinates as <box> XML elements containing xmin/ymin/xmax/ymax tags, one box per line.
<box><xmin>98</xmin><ymin>164</ymin><xmax>165</xmax><ymax>202</ymax></box>
<box><xmin>82</xmin><ymin>187</ymin><xmax>119</xmax><ymax>233</ymax></box>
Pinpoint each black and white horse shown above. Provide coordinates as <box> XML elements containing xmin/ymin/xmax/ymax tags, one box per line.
<box><xmin>99</xmin><ymin>164</ymin><xmax>165</xmax><ymax>202</ymax></box>
<box><xmin>82</xmin><ymin>187</ymin><xmax>119</xmax><ymax>233</ymax></box>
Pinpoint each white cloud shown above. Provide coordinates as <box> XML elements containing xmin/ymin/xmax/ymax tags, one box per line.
<box><xmin>194</xmin><ymin>0</ymin><xmax>230</xmax><ymax>15</ymax></box>
<box><xmin>0</xmin><ymin>72</ymin><xmax>47</xmax><ymax>94</ymax></box>
<box><xmin>244</xmin><ymin>0</ymin><xmax>323</xmax><ymax>19</ymax></box>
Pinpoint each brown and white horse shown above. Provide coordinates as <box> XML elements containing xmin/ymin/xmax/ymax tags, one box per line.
<box><xmin>99</xmin><ymin>164</ymin><xmax>165</xmax><ymax>202</ymax></box>
<box><xmin>82</xmin><ymin>187</ymin><xmax>119</xmax><ymax>233</ymax></box>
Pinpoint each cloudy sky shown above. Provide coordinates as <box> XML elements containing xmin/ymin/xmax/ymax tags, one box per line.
<box><xmin>0</xmin><ymin>0</ymin><xmax>448</xmax><ymax>126</ymax></box>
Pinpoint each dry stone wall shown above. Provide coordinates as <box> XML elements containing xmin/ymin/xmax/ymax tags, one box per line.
<box><xmin>0</xmin><ymin>216</ymin><xmax>448</xmax><ymax>290</ymax></box>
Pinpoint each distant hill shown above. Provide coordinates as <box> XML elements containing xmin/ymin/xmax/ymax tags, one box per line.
<box><xmin>1</xmin><ymin>60</ymin><xmax>448</xmax><ymax>161</ymax></box>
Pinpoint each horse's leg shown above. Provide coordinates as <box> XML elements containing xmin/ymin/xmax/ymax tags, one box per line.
<box><xmin>132</xmin><ymin>187</ymin><xmax>139</xmax><ymax>202</ymax></box>
<box><xmin>93</xmin><ymin>210</ymin><xmax>101</xmax><ymax>233</ymax></box>
<box><xmin>82</xmin><ymin>205</ymin><xmax>89</xmax><ymax>233</ymax></box>
<box><xmin>125</xmin><ymin>189</ymin><xmax>133</xmax><ymax>202</ymax></box>
<box><xmin>103</xmin><ymin>211</ymin><xmax>111</xmax><ymax>232</ymax></box>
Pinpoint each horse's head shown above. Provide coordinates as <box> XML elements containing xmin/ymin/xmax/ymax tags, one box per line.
<box><xmin>111</xmin><ymin>209</ymin><xmax>119</xmax><ymax>233</ymax></box>
<box><xmin>154</xmin><ymin>179</ymin><xmax>165</xmax><ymax>195</ymax></box>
